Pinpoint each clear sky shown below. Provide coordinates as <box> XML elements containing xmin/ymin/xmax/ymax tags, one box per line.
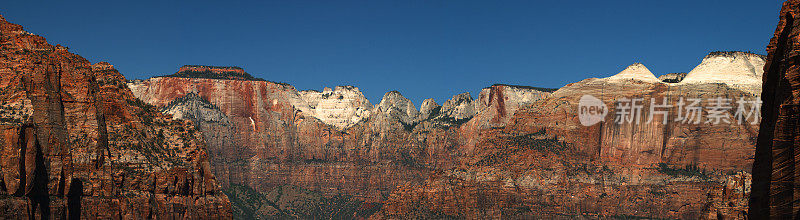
<box><xmin>0</xmin><ymin>0</ymin><xmax>784</xmax><ymax>105</ymax></box>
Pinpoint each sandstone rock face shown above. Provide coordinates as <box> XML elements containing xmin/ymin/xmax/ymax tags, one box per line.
<box><xmin>162</xmin><ymin>92</ymin><xmax>232</xmax><ymax>125</ymax></box>
<box><xmin>371</xmin><ymin>60</ymin><xmax>760</xmax><ymax>218</ymax></box>
<box><xmin>0</xmin><ymin>16</ymin><xmax>231</xmax><ymax>219</ymax></box>
<box><xmin>374</xmin><ymin>91</ymin><xmax>420</xmax><ymax>126</ymax></box>
<box><xmin>127</xmin><ymin>74</ymin><xmax>433</xmax><ymax>211</ymax></box>
<box><xmin>299</xmin><ymin>89</ymin><xmax>324</xmax><ymax>108</ymax></box>
<box><xmin>472</xmin><ymin>84</ymin><xmax>552</xmax><ymax>128</ymax></box>
<box><xmin>127</xmin><ymin>70</ymin><xmax>552</xmax><ymax>211</ymax></box>
<box><xmin>377</xmin><ymin>59</ymin><xmax>759</xmax><ymax>219</ymax></box>
<box><xmin>703</xmin><ymin>172</ymin><xmax>751</xmax><ymax>219</ymax></box>
<box><xmin>749</xmin><ymin>1</ymin><xmax>800</xmax><ymax>218</ymax></box>
<box><xmin>681</xmin><ymin>51</ymin><xmax>766</xmax><ymax>94</ymax></box>
<box><xmin>129</xmin><ymin>76</ymin><xmax>316</xmax><ymax>189</ymax></box>
<box><xmin>375</xmin><ymin>127</ymin><xmax>753</xmax><ymax>219</ymax></box>
<box><xmin>418</xmin><ymin>98</ymin><xmax>440</xmax><ymax>121</ymax></box>
<box><xmin>0</xmin><ymin>8</ymin><xmax>766</xmax><ymax>219</ymax></box>
<box><xmin>299</xmin><ymin>86</ymin><xmax>372</xmax><ymax>130</ymax></box>
<box><xmin>158</xmin><ymin>92</ymin><xmax>238</xmax><ymax>192</ymax></box>
<box><xmin>437</xmin><ymin>92</ymin><xmax>476</xmax><ymax>122</ymax></box>
<box><xmin>129</xmin><ymin>52</ymin><xmax>760</xmax><ymax>219</ymax></box>
<box><xmin>512</xmin><ymin>64</ymin><xmax>760</xmax><ymax>172</ymax></box>
<box><xmin>128</xmin><ymin>51</ymin><xmax>762</xmax><ymax>218</ymax></box>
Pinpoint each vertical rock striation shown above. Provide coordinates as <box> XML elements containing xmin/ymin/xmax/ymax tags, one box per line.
<box><xmin>749</xmin><ymin>0</ymin><xmax>800</xmax><ymax>218</ymax></box>
<box><xmin>0</xmin><ymin>15</ymin><xmax>231</xmax><ymax>218</ymax></box>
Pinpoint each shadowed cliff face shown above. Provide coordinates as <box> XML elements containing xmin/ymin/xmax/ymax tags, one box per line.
<box><xmin>0</xmin><ymin>15</ymin><xmax>231</xmax><ymax>218</ymax></box>
<box><xmin>749</xmin><ymin>0</ymin><xmax>800</xmax><ymax>218</ymax></box>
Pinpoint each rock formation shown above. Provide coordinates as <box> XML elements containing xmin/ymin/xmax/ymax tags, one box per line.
<box><xmin>126</xmin><ymin>52</ymin><xmax>762</xmax><ymax>218</ymax></box>
<box><xmin>472</xmin><ymin>84</ymin><xmax>552</xmax><ymax>128</ymax></box>
<box><xmin>162</xmin><ymin>92</ymin><xmax>232</xmax><ymax>126</ymax></box>
<box><xmin>374</xmin><ymin>91</ymin><xmax>420</xmax><ymax>126</ymax></box>
<box><xmin>605</xmin><ymin>63</ymin><xmax>662</xmax><ymax>83</ymax></box>
<box><xmin>299</xmin><ymin>86</ymin><xmax>373</xmax><ymax>129</ymax></box>
<box><xmin>373</xmin><ymin>60</ymin><xmax>759</xmax><ymax>219</ymax></box>
<box><xmin>518</xmin><ymin>61</ymin><xmax>760</xmax><ymax>171</ymax></box>
<box><xmin>0</xmin><ymin>5</ymin><xmax>772</xmax><ymax>218</ymax></box>
<box><xmin>418</xmin><ymin>98</ymin><xmax>441</xmax><ymax>121</ymax></box>
<box><xmin>436</xmin><ymin>92</ymin><xmax>476</xmax><ymax>122</ymax></box>
<box><xmin>749</xmin><ymin>0</ymin><xmax>800</xmax><ymax>218</ymax></box>
<box><xmin>373</xmin><ymin>58</ymin><xmax>759</xmax><ymax>218</ymax></box>
<box><xmin>127</xmin><ymin>66</ymin><xmax>569</xmax><ymax>217</ymax></box>
<box><xmin>0</xmin><ymin>15</ymin><xmax>231</xmax><ymax>218</ymax></box>
<box><xmin>681</xmin><ymin>51</ymin><xmax>767</xmax><ymax>94</ymax></box>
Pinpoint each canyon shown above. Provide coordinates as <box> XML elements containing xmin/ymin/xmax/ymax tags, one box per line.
<box><xmin>0</xmin><ymin>2</ymin><xmax>793</xmax><ymax>218</ymax></box>
<box><xmin>126</xmin><ymin>50</ymin><xmax>762</xmax><ymax>218</ymax></box>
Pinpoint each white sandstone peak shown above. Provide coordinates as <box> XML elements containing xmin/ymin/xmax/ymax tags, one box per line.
<box><xmin>680</xmin><ymin>51</ymin><xmax>766</xmax><ymax>94</ymax></box>
<box><xmin>605</xmin><ymin>63</ymin><xmax>661</xmax><ymax>83</ymax></box>
<box><xmin>439</xmin><ymin>92</ymin><xmax>476</xmax><ymax>121</ymax></box>
<box><xmin>419</xmin><ymin>98</ymin><xmax>441</xmax><ymax>120</ymax></box>
<box><xmin>681</xmin><ymin>52</ymin><xmax>765</xmax><ymax>85</ymax></box>
<box><xmin>299</xmin><ymin>85</ymin><xmax>373</xmax><ymax>130</ymax></box>
<box><xmin>375</xmin><ymin>91</ymin><xmax>420</xmax><ymax>125</ymax></box>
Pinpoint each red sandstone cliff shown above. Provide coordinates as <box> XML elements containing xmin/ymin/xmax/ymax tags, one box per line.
<box><xmin>373</xmin><ymin>62</ymin><xmax>759</xmax><ymax>218</ymax></box>
<box><xmin>749</xmin><ymin>0</ymin><xmax>800</xmax><ymax>218</ymax></box>
<box><xmin>0</xmin><ymin>15</ymin><xmax>231</xmax><ymax>218</ymax></box>
<box><xmin>510</xmin><ymin>71</ymin><xmax>759</xmax><ymax>172</ymax></box>
<box><xmin>128</xmin><ymin>77</ymin><xmax>435</xmax><ymax>203</ymax></box>
<box><xmin>129</xmin><ymin>58</ymin><xmax>758</xmax><ymax>218</ymax></box>
<box><xmin>0</xmin><ymin>5</ymin><xmax>766</xmax><ymax>218</ymax></box>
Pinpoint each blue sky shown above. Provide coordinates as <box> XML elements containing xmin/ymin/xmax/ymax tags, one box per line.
<box><xmin>0</xmin><ymin>1</ymin><xmax>784</xmax><ymax>105</ymax></box>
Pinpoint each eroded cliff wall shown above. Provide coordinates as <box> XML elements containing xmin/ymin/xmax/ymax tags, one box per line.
<box><xmin>0</xmin><ymin>15</ymin><xmax>231</xmax><ymax>219</ymax></box>
<box><xmin>749</xmin><ymin>0</ymin><xmax>800</xmax><ymax>218</ymax></box>
<box><xmin>129</xmin><ymin>58</ymin><xmax>759</xmax><ymax>218</ymax></box>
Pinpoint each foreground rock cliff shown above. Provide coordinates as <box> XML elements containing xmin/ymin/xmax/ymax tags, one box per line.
<box><xmin>0</xmin><ymin>15</ymin><xmax>231</xmax><ymax>218</ymax></box>
<box><xmin>129</xmin><ymin>50</ymin><xmax>760</xmax><ymax>218</ymax></box>
<box><xmin>749</xmin><ymin>0</ymin><xmax>800</xmax><ymax>218</ymax></box>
